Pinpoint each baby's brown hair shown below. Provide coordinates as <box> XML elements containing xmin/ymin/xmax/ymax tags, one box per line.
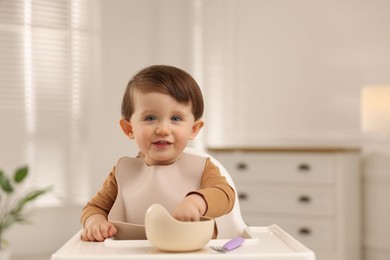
<box><xmin>121</xmin><ymin>65</ymin><xmax>204</xmax><ymax>121</ymax></box>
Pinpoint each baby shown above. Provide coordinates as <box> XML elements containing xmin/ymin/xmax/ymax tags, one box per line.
<box><xmin>80</xmin><ymin>65</ymin><xmax>235</xmax><ymax>241</ymax></box>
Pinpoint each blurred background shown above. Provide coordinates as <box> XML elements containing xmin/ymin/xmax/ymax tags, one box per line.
<box><xmin>1</xmin><ymin>0</ymin><xmax>390</xmax><ymax>259</ymax></box>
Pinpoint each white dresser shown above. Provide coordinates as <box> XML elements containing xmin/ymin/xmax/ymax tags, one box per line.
<box><xmin>208</xmin><ymin>147</ymin><xmax>361</xmax><ymax>260</ymax></box>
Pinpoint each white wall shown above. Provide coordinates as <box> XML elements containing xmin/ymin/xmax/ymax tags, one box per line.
<box><xmin>7</xmin><ymin>205</ymin><xmax>82</xmax><ymax>258</ymax></box>
<box><xmin>201</xmin><ymin>0</ymin><xmax>390</xmax><ymax>147</ymax></box>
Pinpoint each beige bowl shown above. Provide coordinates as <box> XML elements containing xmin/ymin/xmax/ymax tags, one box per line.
<box><xmin>145</xmin><ymin>203</ymin><xmax>214</xmax><ymax>252</ymax></box>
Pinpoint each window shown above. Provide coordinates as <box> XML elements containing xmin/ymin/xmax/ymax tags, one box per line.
<box><xmin>0</xmin><ymin>0</ymin><xmax>98</xmax><ymax>205</ymax></box>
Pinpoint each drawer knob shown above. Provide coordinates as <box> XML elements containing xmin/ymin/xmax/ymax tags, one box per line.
<box><xmin>298</xmin><ymin>227</ymin><xmax>312</xmax><ymax>236</ymax></box>
<box><xmin>236</xmin><ymin>162</ymin><xmax>248</xmax><ymax>170</ymax></box>
<box><xmin>298</xmin><ymin>195</ymin><xmax>311</xmax><ymax>203</ymax></box>
<box><xmin>298</xmin><ymin>163</ymin><xmax>311</xmax><ymax>172</ymax></box>
<box><xmin>238</xmin><ymin>192</ymin><xmax>248</xmax><ymax>200</ymax></box>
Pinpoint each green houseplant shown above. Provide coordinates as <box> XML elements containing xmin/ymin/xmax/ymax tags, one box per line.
<box><xmin>0</xmin><ymin>166</ymin><xmax>51</xmax><ymax>251</ymax></box>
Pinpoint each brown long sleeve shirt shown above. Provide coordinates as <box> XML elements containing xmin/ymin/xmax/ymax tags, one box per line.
<box><xmin>81</xmin><ymin>157</ymin><xmax>235</xmax><ymax>226</ymax></box>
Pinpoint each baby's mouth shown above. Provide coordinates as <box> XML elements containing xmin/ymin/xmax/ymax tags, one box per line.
<box><xmin>152</xmin><ymin>141</ymin><xmax>172</xmax><ymax>147</ymax></box>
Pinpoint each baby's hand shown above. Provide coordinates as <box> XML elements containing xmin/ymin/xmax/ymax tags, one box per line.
<box><xmin>80</xmin><ymin>214</ymin><xmax>117</xmax><ymax>242</ymax></box>
<box><xmin>172</xmin><ymin>194</ymin><xmax>207</xmax><ymax>222</ymax></box>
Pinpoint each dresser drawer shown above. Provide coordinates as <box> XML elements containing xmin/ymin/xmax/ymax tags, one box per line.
<box><xmin>236</xmin><ymin>184</ymin><xmax>334</xmax><ymax>215</ymax></box>
<box><xmin>243</xmin><ymin>215</ymin><xmax>335</xmax><ymax>251</ymax></box>
<box><xmin>213</xmin><ymin>152</ymin><xmax>335</xmax><ymax>184</ymax></box>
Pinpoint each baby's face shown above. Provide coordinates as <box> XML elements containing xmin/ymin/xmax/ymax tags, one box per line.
<box><xmin>129</xmin><ymin>90</ymin><xmax>203</xmax><ymax>165</ymax></box>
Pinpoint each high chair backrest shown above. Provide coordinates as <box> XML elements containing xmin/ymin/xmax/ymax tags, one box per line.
<box><xmin>184</xmin><ymin>147</ymin><xmax>248</xmax><ymax>239</ymax></box>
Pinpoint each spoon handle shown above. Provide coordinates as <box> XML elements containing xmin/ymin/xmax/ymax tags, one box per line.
<box><xmin>223</xmin><ymin>236</ymin><xmax>245</xmax><ymax>251</ymax></box>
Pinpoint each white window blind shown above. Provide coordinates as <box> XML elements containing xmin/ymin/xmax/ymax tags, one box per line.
<box><xmin>0</xmin><ymin>0</ymin><xmax>96</xmax><ymax>205</ymax></box>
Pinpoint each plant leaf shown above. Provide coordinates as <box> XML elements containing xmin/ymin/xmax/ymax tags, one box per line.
<box><xmin>0</xmin><ymin>170</ymin><xmax>13</xmax><ymax>193</ymax></box>
<box><xmin>11</xmin><ymin>187</ymin><xmax>52</xmax><ymax>214</ymax></box>
<box><xmin>14</xmin><ymin>166</ymin><xmax>28</xmax><ymax>183</ymax></box>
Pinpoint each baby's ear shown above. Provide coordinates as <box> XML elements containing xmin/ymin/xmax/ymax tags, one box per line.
<box><xmin>190</xmin><ymin>120</ymin><xmax>204</xmax><ymax>140</ymax></box>
<box><xmin>119</xmin><ymin>119</ymin><xmax>134</xmax><ymax>139</ymax></box>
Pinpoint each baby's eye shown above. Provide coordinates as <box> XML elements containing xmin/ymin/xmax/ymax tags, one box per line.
<box><xmin>171</xmin><ymin>115</ymin><xmax>183</xmax><ymax>122</ymax></box>
<box><xmin>144</xmin><ymin>115</ymin><xmax>157</xmax><ymax>121</ymax></box>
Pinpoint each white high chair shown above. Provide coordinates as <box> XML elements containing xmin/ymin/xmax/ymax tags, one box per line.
<box><xmin>51</xmin><ymin>147</ymin><xmax>317</xmax><ymax>259</ymax></box>
<box><xmin>184</xmin><ymin>147</ymin><xmax>249</xmax><ymax>239</ymax></box>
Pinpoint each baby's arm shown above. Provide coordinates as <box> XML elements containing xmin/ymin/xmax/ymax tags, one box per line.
<box><xmin>80</xmin><ymin>167</ymin><xmax>118</xmax><ymax>241</ymax></box>
<box><xmin>172</xmin><ymin>158</ymin><xmax>235</xmax><ymax>221</ymax></box>
<box><xmin>81</xmin><ymin>214</ymin><xmax>117</xmax><ymax>241</ymax></box>
<box><xmin>191</xmin><ymin>158</ymin><xmax>236</xmax><ymax>218</ymax></box>
<box><xmin>172</xmin><ymin>193</ymin><xmax>207</xmax><ymax>221</ymax></box>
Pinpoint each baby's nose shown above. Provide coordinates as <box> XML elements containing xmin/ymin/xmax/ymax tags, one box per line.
<box><xmin>156</xmin><ymin>123</ymin><xmax>171</xmax><ymax>135</ymax></box>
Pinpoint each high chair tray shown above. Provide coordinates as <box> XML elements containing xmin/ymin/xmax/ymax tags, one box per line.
<box><xmin>104</xmin><ymin>226</ymin><xmax>259</xmax><ymax>247</ymax></box>
<box><xmin>51</xmin><ymin>225</ymin><xmax>316</xmax><ymax>260</ymax></box>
